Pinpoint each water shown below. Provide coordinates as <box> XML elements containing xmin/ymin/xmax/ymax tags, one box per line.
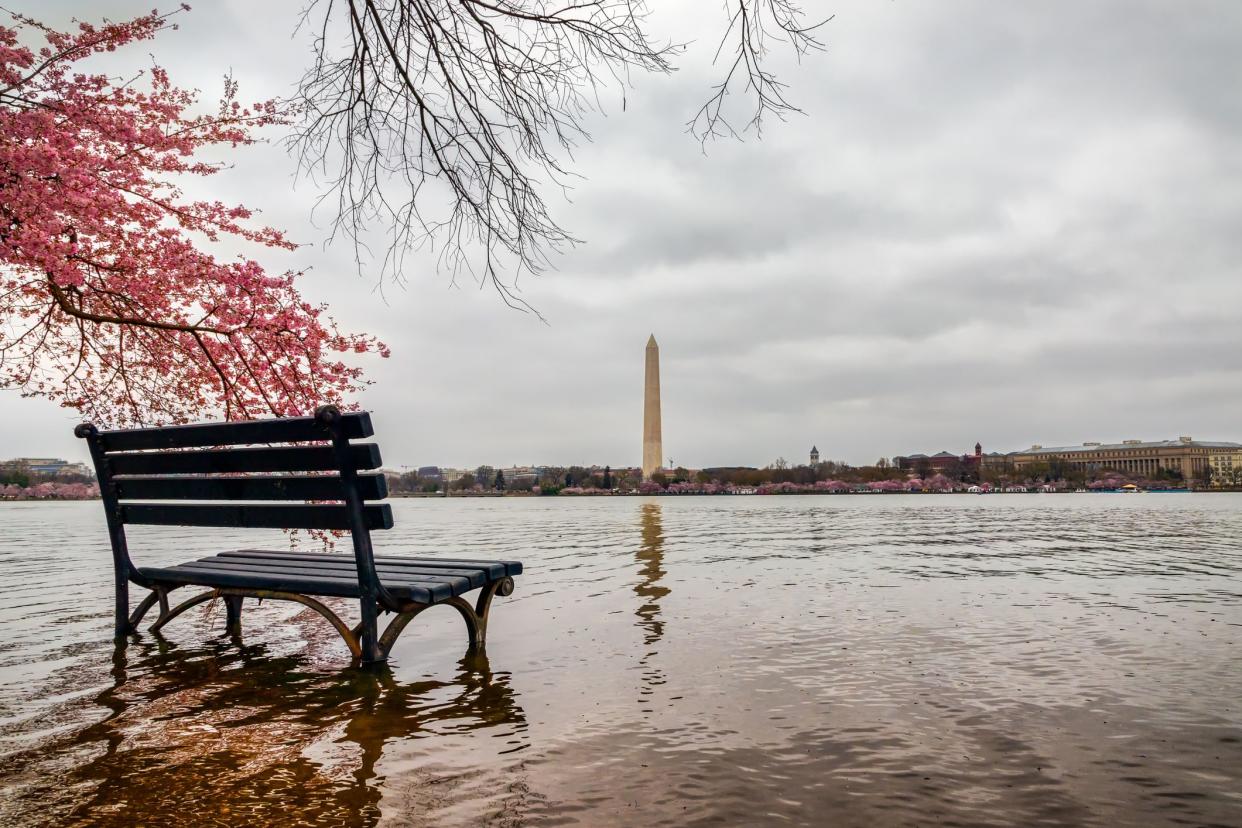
<box><xmin>0</xmin><ymin>495</ymin><xmax>1239</xmax><ymax>826</ymax></box>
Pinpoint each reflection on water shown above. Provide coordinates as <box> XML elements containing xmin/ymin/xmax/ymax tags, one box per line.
<box><xmin>635</xmin><ymin>502</ymin><xmax>670</xmax><ymax>646</ymax></box>
<box><xmin>0</xmin><ymin>496</ymin><xmax>1240</xmax><ymax>826</ymax></box>
<box><xmin>2</xmin><ymin>635</ymin><xmax>523</xmax><ymax>826</ymax></box>
<box><xmin>634</xmin><ymin>502</ymin><xmax>669</xmax><ymax>712</ymax></box>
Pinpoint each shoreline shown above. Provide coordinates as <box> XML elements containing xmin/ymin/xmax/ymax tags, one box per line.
<box><xmin>8</xmin><ymin>488</ymin><xmax>1239</xmax><ymax>503</ymax></box>
<box><xmin>394</xmin><ymin>488</ymin><xmax>1229</xmax><ymax>498</ymax></box>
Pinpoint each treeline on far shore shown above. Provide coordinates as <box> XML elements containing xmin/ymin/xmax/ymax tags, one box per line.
<box><xmin>0</xmin><ymin>464</ymin><xmax>99</xmax><ymax>500</ymax></box>
<box><xmin>385</xmin><ymin>457</ymin><xmax>1208</xmax><ymax>497</ymax></box>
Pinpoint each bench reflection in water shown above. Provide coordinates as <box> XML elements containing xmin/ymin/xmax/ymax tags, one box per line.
<box><xmin>50</xmin><ymin>637</ymin><xmax>529</xmax><ymax>825</ymax></box>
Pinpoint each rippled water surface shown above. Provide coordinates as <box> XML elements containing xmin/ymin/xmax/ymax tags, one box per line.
<box><xmin>1</xmin><ymin>495</ymin><xmax>1240</xmax><ymax>826</ymax></box>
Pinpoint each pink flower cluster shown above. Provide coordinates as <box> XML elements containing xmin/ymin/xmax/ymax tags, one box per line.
<box><xmin>0</xmin><ymin>9</ymin><xmax>386</xmax><ymax>426</ymax></box>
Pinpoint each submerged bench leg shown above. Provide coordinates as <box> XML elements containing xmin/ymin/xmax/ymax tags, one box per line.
<box><xmin>126</xmin><ymin>586</ymin><xmax>174</xmax><ymax>631</ymax></box>
<box><xmin>150</xmin><ymin>589</ymin><xmax>218</xmax><ymax>634</ymax></box>
<box><xmin>377</xmin><ymin>605</ymin><xmax>429</xmax><ymax>658</ymax></box>
<box><xmin>145</xmin><ymin>587</ymin><xmax>363</xmax><ymax>659</ymax></box>
<box><xmin>473</xmin><ymin>576</ymin><xmax>515</xmax><ymax>647</ymax></box>
<box><xmin>224</xmin><ymin>595</ymin><xmax>244</xmax><ymax>637</ymax></box>
<box><xmin>376</xmin><ymin>576</ymin><xmax>517</xmax><ymax>660</ymax></box>
<box><xmin>114</xmin><ymin>573</ymin><xmax>131</xmax><ymax>638</ymax></box>
<box><xmin>122</xmin><ymin>582</ymin><xmax>517</xmax><ymax>664</ymax></box>
<box><xmin>358</xmin><ymin>595</ymin><xmax>384</xmax><ymax>664</ymax></box>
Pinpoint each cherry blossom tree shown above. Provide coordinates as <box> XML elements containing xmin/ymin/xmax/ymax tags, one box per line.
<box><xmin>0</xmin><ymin>8</ymin><xmax>386</xmax><ymax>426</ymax></box>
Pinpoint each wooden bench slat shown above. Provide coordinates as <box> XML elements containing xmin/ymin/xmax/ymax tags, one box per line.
<box><xmin>140</xmin><ymin>564</ymin><xmax>364</xmax><ymax>597</ymax></box>
<box><xmin>121</xmin><ymin>503</ymin><xmax>394</xmax><ymax>530</ymax></box>
<box><xmin>199</xmin><ymin>554</ymin><xmax>490</xmax><ymax>588</ymax></box>
<box><xmin>115</xmin><ymin>473</ymin><xmax>387</xmax><ymax>502</ymax></box>
<box><xmin>139</xmin><ymin>564</ymin><xmax>443</xmax><ymax>604</ymax></box>
<box><xmin>222</xmin><ymin>548</ymin><xmax>523</xmax><ymax>577</ymax></box>
<box><xmin>184</xmin><ymin>556</ymin><xmax>480</xmax><ymax>593</ymax></box>
<box><xmin>171</xmin><ymin>560</ymin><xmax>467</xmax><ymax>600</ymax></box>
<box><xmin>107</xmin><ymin>443</ymin><xmax>382</xmax><ymax>476</ymax></box>
<box><xmin>218</xmin><ymin>549</ymin><xmax>519</xmax><ymax>578</ymax></box>
<box><xmin>98</xmin><ymin>412</ymin><xmax>373</xmax><ymax>452</ymax></box>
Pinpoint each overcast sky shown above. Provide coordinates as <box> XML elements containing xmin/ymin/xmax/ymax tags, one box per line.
<box><xmin>6</xmin><ymin>1</ymin><xmax>1242</xmax><ymax>469</ymax></box>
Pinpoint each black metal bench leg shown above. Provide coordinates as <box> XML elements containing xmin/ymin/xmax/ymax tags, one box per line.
<box><xmin>224</xmin><ymin>595</ymin><xmax>244</xmax><ymax>637</ymax></box>
<box><xmin>377</xmin><ymin>604</ymin><xmax>429</xmax><ymax>659</ymax></box>
<box><xmin>125</xmin><ymin>586</ymin><xmax>170</xmax><ymax>631</ymax></box>
<box><xmin>377</xmin><ymin>576</ymin><xmax>517</xmax><ymax>660</ymax></box>
<box><xmin>114</xmin><ymin>573</ymin><xmax>131</xmax><ymax>638</ymax></box>
<box><xmin>150</xmin><ymin>589</ymin><xmax>218</xmax><ymax>634</ymax></box>
<box><xmin>358</xmin><ymin>596</ymin><xmax>384</xmax><ymax>663</ymax></box>
<box><xmin>466</xmin><ymin>576</ymin><xmax>516</xmax><ymax>649</ymax></box>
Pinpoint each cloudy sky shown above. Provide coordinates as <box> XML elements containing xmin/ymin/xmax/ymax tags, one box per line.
<box><xmin>6</xmin><ymin>1</ymin><xmax>1242</xmax><ymax>470</ymax></box>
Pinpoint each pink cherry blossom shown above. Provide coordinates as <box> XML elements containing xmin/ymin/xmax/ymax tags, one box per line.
<box><xmin>0</xmin><ymin>9</ymin><xmax>386</xmax><ymax>426</ymax></box>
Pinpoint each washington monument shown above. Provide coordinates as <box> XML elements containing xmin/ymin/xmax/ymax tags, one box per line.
<box><xmin>642</xmin><ymin>335</ymin><xmax>663</xmax><ymax>479</ymax></box>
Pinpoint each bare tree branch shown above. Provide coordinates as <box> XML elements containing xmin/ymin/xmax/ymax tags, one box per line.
<box><xmin>293</xmin><ymin>0</ymin><xmax>826</xmax><ymax>298</ymax></box>
<box><xmin>690</xmin><ymin>1</ymin><xmax>831</xmax><ymax>142</ymax></box>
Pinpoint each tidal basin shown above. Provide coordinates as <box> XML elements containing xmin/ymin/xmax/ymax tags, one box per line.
<box><xmin>0</xmin><ymin>495</ymin><xmax>1239</xmax><ymax>826</ymax></box>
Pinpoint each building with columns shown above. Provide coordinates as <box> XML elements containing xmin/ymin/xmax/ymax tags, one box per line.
<box><xmin>1006</xmin><ymin>436</ymin><xmax>1239</xmax><ymax>483</ymax></box>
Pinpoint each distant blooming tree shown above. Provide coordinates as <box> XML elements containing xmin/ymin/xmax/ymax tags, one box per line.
<box><xmin>0</xmin><ymin>9</ymin><xmax>385</xmax><ymax>426</ymax></box>
<box><xmin>0</xmin><ymin>481</ymin><xmax>97</xmax><ymax>499</ymax></box>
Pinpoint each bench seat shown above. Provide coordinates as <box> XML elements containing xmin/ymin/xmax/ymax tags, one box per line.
<box><xmin>139</xmin><ymin>549</ymin><xmax>523</xmax><ymax>605</ymax></box>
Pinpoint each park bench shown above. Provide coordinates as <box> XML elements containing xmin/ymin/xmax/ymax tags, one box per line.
<box><xmin>76</xmin><ymin>405</ymin><xmax>521</xmax><ymax>664</ymax></box>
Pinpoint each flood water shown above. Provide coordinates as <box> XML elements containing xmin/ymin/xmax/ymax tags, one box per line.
<box><xmin>0</xmin><ymin>494</ymin><xmax>1239</xmax><ymax>826</ymax></box>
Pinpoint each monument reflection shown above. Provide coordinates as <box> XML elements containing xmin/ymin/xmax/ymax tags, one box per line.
<box><xmin>635</xmin><ymin>502</ymin><xmax>670</xmax><ymax>646</ymax></box>
<box><xmin>634</xmin><ymin>502</ymin><xmax>670</xmax><ymax>709</ymax></box>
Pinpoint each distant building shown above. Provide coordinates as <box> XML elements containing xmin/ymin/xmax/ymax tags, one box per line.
<box><xmin>0</xmin><ymin>458</ymin><xmax>92</xmax><ymax>477</ymax></box>
<box><xmin>416</xmin><ymin>466</ymin><xmax>443</xmax><ymax>481</ymax></box>
<box><xmin>809</xmin><ymin>445</ymin><xmax>819</xmax><ymax>465</ymax></box>
<box><xmin>1209</xmin><ymin>447</ymin><xmax>1242</xmax><ymax>485</ymax></box>
<box><xmin>980</xmin><ymin>451</ymin><xmax>1011</xmax><ymax>470</ymax></box>
<box><xmin>894</xmin><ymin>443</ymin><xmax>982</xmax><ymax>473</ymax></box>
<box><xmin>501</xmin><ymin>466</ymin><xmax>540</xmax><ymax>486</ymax></box>
<box><xmin>1007</xmin><ymin>436</ymin><xmax>1238</xmax><ymax>483</ymax></box>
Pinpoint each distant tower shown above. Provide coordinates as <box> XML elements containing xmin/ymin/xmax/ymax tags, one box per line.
<box><xmin>642</xmin><ymin>335</ymin><xmax>663</xmax><ymax>479</ymax></box>
<box><xmin>810</xmin><ymin>445</ymin><xmax>820</xmax><ymax>465</ymax></box>
<box><xmin>975</xmin><ymin>442</ymin><xmax>982</xmax><ymax>459</ymax></box>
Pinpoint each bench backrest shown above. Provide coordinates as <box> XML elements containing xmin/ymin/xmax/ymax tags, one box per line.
<box><xmin>77</xmin><ymin>408</ymin><xmax>392</xmax><ymax>532</ymax></box>
<box><xmin>77</xmin><ymin>405</ymin><xmax>408</xmax><ymax>612</ymax></box>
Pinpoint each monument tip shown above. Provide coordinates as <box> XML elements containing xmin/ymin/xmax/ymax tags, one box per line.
<box><xmin>647</xmin><ymin>334</ymin><xmax>658</xmax><ymax>347</ymax></box>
